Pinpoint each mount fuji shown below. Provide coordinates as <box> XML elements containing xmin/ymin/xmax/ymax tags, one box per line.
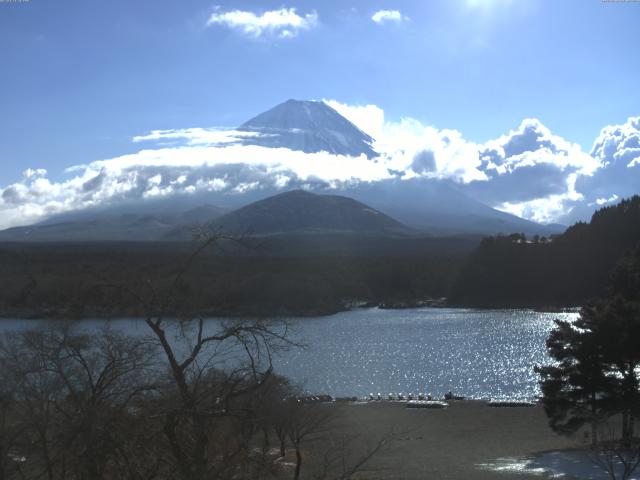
<box><xmin>238</xmin><ymin>99</ymin><xmax>377</xmax><ymax>158</ymax></box>
<box><xmin>236</xmin><ymin>99</ymin><xmax>559</xmax><ymax>236</ymax></box>
<box><xmin>0</xmin><ymin>100</ymin><xmax>563</xmax><ymax>241</ymax></box>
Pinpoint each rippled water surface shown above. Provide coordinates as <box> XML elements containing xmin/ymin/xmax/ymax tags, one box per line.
<box><xmin>275</xmin><ymin>308</ymin><xmax>578</xmax><ymax>400</ymax></box>
<box><xmin>0</xmin><ymin>308</ymin><xmax>578</xmax><ymax>400</ymax></box>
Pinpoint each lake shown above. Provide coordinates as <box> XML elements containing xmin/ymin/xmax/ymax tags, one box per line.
<box><xmin>0</xmin><ymin>307</ymin><xmax>578</xmax><ymax>400</ymax></box>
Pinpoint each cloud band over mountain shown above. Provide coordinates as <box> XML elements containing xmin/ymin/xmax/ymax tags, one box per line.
<box><xmin>0</xmin><ymin>100</ymin><xmax>638</xmax><ymax>230</ymax></box>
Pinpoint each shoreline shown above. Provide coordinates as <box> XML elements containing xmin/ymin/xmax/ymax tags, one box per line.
<box><xmin>317</xmin><ymin>400</ymin><xmax>586</xmax><ymax>479</ymax></box>
<box><xmin>0</xmin><ymin>303</ymin><xmax>580</xmax><ymax>321</ymax></box>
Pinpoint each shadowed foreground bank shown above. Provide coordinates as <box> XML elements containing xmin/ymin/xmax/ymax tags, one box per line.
<box><xmin>308</xmin><ymin>401</ymin><xmax>582</xmax><ymax>480</ymax></box>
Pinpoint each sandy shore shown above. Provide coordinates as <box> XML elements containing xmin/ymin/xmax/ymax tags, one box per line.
<box><xmin>309</xmin><ymin>400</ymin><xmax>585</xmax><ymax>479</ymax></box>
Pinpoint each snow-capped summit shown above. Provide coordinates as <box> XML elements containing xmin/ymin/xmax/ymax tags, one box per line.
<box><xmin>238</xmin><ymin>99</ymin><xmax>377</xmax><ymax>158</ymax></box>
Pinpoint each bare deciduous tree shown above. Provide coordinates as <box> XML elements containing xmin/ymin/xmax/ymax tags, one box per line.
<box><xmin>0</xmin><ymin>323</ymin><xmax>157</xmax><ymax>480</ymax></box>
<box><xmin>114</xmin><ymin>233</ymin><xmax>298</xmax><ymax>479</ymax></box>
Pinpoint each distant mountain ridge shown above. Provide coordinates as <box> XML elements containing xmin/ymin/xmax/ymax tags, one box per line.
<box><xmin>341</xmin><ymin>179</ymin><xmax>563</xmax><ymax>237</ymax></box>
<box><xmin>238</xmin><ymin>99</ymin><xmax>377</xmax><ymax>158</ymax></box>
<box><xmin>236</xmin><ymin>99</ymin><xmax>561</xmax><ymax>237</ymax></box>
<box><xmin>170</xmin><ymin>190</ymin><xmax>414</xmax><ymax>238</ymax></box>
<box><xmin>0</xmin><ymin>191</ymin><xmax>415</xmax><ymax>242</ymax></box>
<box><xmin>0</xmin><ymin>205</ymin><xmax>225</xmax><ymax>242</ymax></box>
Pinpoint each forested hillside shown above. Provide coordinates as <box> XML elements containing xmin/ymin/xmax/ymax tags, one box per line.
<box><xmin>451</xmin><ymin>196</ymin><xmax>640</xmax><ymax>308</ymax></box>
<box><xmin>2</xmin><ymin>197</ymin><xmax>638</xmax><ymax>318</ymax></box>
<box><xmin>0</xmin><ymin>239</ymin><xmax>469</xmax><ymax>318</ymax></box>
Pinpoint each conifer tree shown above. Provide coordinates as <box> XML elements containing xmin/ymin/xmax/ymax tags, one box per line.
<box><xmin>536</xmin><ymin>244</ymin><xmax>640</xmax><ymax>444</ymax></box>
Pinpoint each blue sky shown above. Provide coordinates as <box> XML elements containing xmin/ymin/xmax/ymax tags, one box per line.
<box><xmin>0</xmin><ymin>0</ymin><xmax>639</xmax><ymax>227</ymax></box>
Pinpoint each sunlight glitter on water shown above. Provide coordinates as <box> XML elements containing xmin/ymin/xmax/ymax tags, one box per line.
<box><xmin>273</xmin><ymin>307</ymin><xmax>579</xmax><ymax>399</ymax></box>
<box><xmin>0</xmin><ymin>307</ymin><xmax>578</xmax><ymax>400</ymax></box>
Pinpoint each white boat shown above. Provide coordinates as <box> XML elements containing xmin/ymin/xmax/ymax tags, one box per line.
<box><xmin>406</xmin><ymin>400</ymin><xmax>449</xmax><ymax>409</ymax></box>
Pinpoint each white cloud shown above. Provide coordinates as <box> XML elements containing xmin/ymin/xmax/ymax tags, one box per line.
<box><xmin>325</xmin><ymin>99</ymin><xmax>485</xmax><ymax>183</ymax></box>
<box><xmin>559</xmin><ymin>116</ymin><xmax>640</xmax><ymax>223</ymax></box>
<box><xmin>23</xmin><ymin>168</ymin><xmax>48</xmax><ymax>180</ymax></box>
<box><xmin>480</xmin><ymin>118</ymin><xmax>599</xmax><ymax>176</ymax></box>
<box><xmin>132</xmin><ymin>128</ymin><xmax>263</xmax><ymax>146</ymax></box>
<box><xmin>90</xmin><ymin>143</ymin><xmax>392</xmax><ymax>183</ymax></box>
<box><xmin>371</xmin><ymin>10</ymin><xmax>408</xmax><ymax>25</ymax></box>
<box><xmin>324</xmin><ymin>100</ymin><xmax>608</xmax><ymax>223</ymax></box>
<box><xmin>494</xmin><ymin>174</ymin><xmax>585</xmax><ymax>224</ymax></box>
<box><xmin>593</xmin><ymin>194</ymin><xmax>619</xmax><ymax>206</ymax></box>
<box><xmin>379</xmin><ymin>118</ymin><xmax>487</xmax><ymax>183</ymax></box>
<box><xmin>590</xmin><ymin>116</ymin><xmax>640</xmax><ymax>169</ymax></box>
<box><xmin>0</xmin><ymin>136</ymin><xmax>394</xmax><ymax>229</ymax></box>
<box><xmin>460</xmin><ymin>118</ymin><xmax>599</xmax><ymax>211</ymax></box>
<box><xmin>0</xmin><ymin>102</ymin><xmax>637</xmax><ymax>229</ymax></box>
<box><xmin>323</xmin><ymin>100</ymin><xmax>385</xmax><ymax>139</ymax></box>
<box><xmin>207</xmin><ymin>7</ymin><xmax>318</xmax><ymax>39</ymax></box>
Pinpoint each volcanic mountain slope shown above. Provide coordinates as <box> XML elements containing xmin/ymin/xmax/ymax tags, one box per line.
<box><xmin>342</xmin><ymin>179</ymin><xmax>563</xmax><ymax>237</ymax></box>
<box><xmin>167</xmin><ymin>190</ymin><xmax>414</xmax><ymax>239</ymax></box>
<box><xmin>236</xmin><ymin>99</ymin><xmax>561</xmax><ymax>236</ymax></box>
<box><xmin>238</xmin><ymin>99</ymin><xmax>377</xmax><ymax>158</ymax></box>
<box><xmin>0</xmin><ymin>205</ymin><xmax>225</xmax><ymax>242</ymax></box>
<box><xmin>0</xmin><ymin>191</ymin><xmax>416</xmax><ymax>243</ymax></box>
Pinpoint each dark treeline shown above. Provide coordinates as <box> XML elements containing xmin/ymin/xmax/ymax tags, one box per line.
<box><xmin>0</xmin><ymin>238</ymin><xmax>471</xmax><ymax>318</ymax></box>
<box><xmin>451</xmin><ymin>196</ymin><xmax>640</xmax><ymax>308</ymax></box>
<box><xmin>2</xmin><ymin>196</ymin><xmax>640</xmax><ymax>317</ymax></box>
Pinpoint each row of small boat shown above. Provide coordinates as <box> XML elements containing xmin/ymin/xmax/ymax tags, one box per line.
<box><xmin>369</xmin><ymin>393</ymin><xmax>438</xmax><ymax>401</ymax></box>
<box><xmin>300</xmin><ymin>394</ymin><xmax>535</xmax><ymax>407</ymax></box>
<box><xmin>406</xmin><ymin>400</ymin><xmax>449</xmax><ymax>409</ymax></box>
<box><xmin>405</xmin><ymin>399</ymin><xmax>535</xmax><ymax>409</ymax></box>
